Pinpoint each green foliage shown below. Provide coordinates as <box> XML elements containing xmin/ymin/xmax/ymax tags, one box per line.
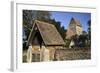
<box><xmin>23</xmin><ymin>10</ymin><xmax>51</xmax><ymax>41</ymax></box>
<box><xmin>23</xmin><ymin>10</ymin><xmax>66</xmax><ymax>42</ymax></box>
<box><xmin>87</xmin><ymin>20</ymin><xmax>91</xmax><ymax>46</ymax></box>
<box><xmin>23</xmin><ymin>10</ymin><xmax>67</xmax><ymax>51</ymax></box>
<box><xmin>87</xmin><ymin>20</ymin><xmax>91</xmax><ymax>40</ymax></box>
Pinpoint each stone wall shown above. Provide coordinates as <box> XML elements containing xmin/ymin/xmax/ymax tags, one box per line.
<box><xmin>23</xmin><ymin>46</ymin><xmax>90</xmax><ymax>62</ymax></box>
<box><xmin>54</xmin><ymin>48</ymin><xmax>91</xmax><ymax>60</ymax></box>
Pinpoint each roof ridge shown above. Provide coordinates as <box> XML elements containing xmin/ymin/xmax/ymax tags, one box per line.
<box><xmin>34</xmin><ymin>20</ymin><xmax>55</xmax><ymax>27</ymax></box>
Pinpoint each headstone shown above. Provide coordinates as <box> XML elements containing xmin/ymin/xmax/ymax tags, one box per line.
<box><xmin>27</xmin><ymin>45</ymin><xmax>32</xmax><ymax>63</ymax></box>
<box><xmin>40</xmin><ymin>46</ymin><xmax>50</xmax><ymax>61</ymax></box>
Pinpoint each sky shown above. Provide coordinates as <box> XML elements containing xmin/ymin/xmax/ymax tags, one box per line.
<box><xmin>50</xmin><ymin>11</ymin><xmax>91</xmax><ymax>32</ymax></box>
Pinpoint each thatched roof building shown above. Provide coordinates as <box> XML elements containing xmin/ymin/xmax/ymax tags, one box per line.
<box><xmin>27</xmin><ymin>20</ymin><xmax>65</xmax><ymax>47</ymax></box>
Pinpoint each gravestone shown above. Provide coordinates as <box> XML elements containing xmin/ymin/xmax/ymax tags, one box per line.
<box><xmin>40</xmin><ymin>46</ymin><xmax>50</xmax><ymax>61</ymax></box>
<box><xmin>27</xmin><ymin>45</ymin><xmax>32</xmax><ymax>63</ymax></box>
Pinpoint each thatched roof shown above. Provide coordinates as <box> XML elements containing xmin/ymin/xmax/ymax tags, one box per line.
<box><xmin>70</xmin><ymin>17</ymin><xmax>82</xmax><ymax>27</ymax></box>
<box><xmin>27</xmin><ymin>20</ymin><xmax>65</xmax><ymax>46</ymax></box>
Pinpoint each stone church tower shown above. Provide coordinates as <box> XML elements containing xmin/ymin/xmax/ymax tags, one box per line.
<box><xmin>66</xmin><ymin>17</ymin><xmax>83</xmax><ymax>39</ymax></box>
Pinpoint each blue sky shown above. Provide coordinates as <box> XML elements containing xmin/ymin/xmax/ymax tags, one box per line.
<box><xmin>50</xmin><ymin>11</ymin><xmax>91</xmax><ymax>32</ymax></box>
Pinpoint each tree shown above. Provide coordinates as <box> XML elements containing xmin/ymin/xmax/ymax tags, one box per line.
<box><xmin>69</xmin><ymin>31</ymin><xmax>88</xmax><ymax>48</ymax></box>
<box><xmin>23</xmin><ymin>10</ymin><xmax>51</xmax><ymax>40</ymax></box>
<box><xmin>23</xmin><ymin>10</ymin><xmax>66</xmax><ymax>50</ymax></box>
<box><xmin>23</xmin><ymin>10</ymin><xmax>51</xmax><ymax>27</ymax></box>
<box><xmin>87</xmin><ymin>20</ymin><xmax>91</xmax><ymax>46</ymax></box>
<box><xmin>77</xmin><ymin>31</ymin><xmax>88</xmax><ymax>47</ymax></box>
<box><xmin>23</xmin><ymin>10</ymin><xmax>51</xmax><ymax>50</ymax></box>
<box><xmin>88</xmin><ymin>20</ymin><xmax>91</xmax><ymax>40</ymax></box>
<box><xmin>34</xmin><ymin>11</ymin><xmax>51</xmax><ymax>21</ymax></box>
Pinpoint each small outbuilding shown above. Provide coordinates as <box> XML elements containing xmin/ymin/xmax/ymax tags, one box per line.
<box><xmin>27</xmin><ymin>20</ymin><xmax>65</xmax><ymax>62</ymax></box>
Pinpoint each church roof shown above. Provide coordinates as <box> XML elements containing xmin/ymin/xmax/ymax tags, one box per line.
<box><xmin>70</xmin><ymin>17</ymin><xmax>82</xmax><ymax>27</ymax></box>
<box><xmin>66</xmin><ymin>17</ymin><xmax>82</xmax><ymax>39</ymax></box>
<box><xmin>27</xmin><ymin>20</ymin><xmax>65</xmax><ymax>46</ymax></box>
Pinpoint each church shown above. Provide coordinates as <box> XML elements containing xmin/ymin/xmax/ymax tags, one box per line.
<box><xmin>66</xmin><ymin>17</ymin><xmax>83</xmax><ymax>39</ymax></box>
